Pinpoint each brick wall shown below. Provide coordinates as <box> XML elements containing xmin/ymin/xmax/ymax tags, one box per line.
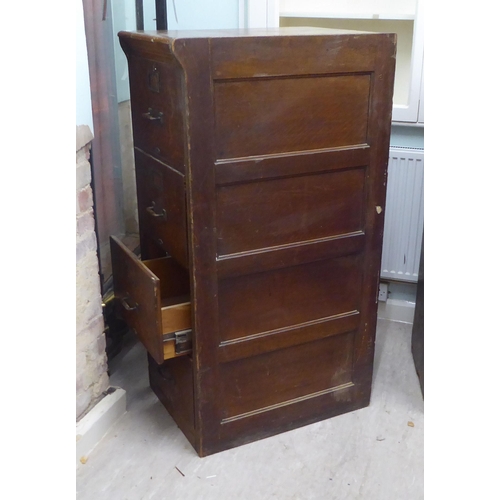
<box><xmin>76</xmin><ymin>125</ymin><xmax>109</xmax><ymax>421</ymax></box>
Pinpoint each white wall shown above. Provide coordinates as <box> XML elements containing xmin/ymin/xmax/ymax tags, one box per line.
<box><xmin>152</xmin><ymin>0</ymin><xmax>239</xmax><ymax>30</ymax></box>
<box><xmin>112</xmin><ymin>0</ymin><xmax>242</xmax><ymax>103</ymax></box>
<box><xmin>390</xmin><ymin>125</ymin><xmax>424</xmax><ymax>149</ymax></box>
<box><xmin>76</xmin><ymin>0</ymin><xmax>94</xmax><ymax>132</ymax></box>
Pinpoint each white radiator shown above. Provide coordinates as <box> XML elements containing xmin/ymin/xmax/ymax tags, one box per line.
<box><xmin>380</xmin><ymin>147</ymin><xmax>424</xmax><ymax>283</ymax></box>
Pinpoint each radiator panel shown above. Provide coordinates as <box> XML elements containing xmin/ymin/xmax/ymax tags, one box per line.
<box><xmin>381</xmin><ymin>147</ymin><xmax>424</xmax><ymax>283</ymax></box>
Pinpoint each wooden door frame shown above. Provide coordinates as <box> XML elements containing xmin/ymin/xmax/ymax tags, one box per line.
<box><xmin>82</xmin><ymin>0</ymin><xmax>125</xmax><ymax>290</ymax></box>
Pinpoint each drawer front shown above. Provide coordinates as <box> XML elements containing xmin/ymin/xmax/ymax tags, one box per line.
<box><xmin>110</xmin><ymin>236</ymin><xmax>192</xmax><ymax>364</ymax></box>
<box><xmin>135</xmin><ymin>149</ymin><xmax>189</xmax><ymax>267</ymax></box>
<box><xmin>128</xmin><ymin>54</ymin><xmax>185</xmax><ymax>172</ymax></box>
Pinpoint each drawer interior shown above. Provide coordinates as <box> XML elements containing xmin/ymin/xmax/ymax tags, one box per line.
<box><xmin>144</xmin><ymin>258</ymin><xmax>192</xmax><ymax>360</ymax></box>
<box><xmin>110</xmin><ymin>236</ymin><xmax>192</xmax><ymax>364</ymax></box>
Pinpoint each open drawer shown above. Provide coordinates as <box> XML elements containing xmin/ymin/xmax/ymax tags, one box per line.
<box><xmin>110</xmin><ymin>236</ymin><xmax>192</xmax><ymax>365</ymax></box>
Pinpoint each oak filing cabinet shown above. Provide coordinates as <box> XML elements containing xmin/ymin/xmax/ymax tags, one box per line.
<box><xmin>111</xmin><ymin>27</ymin><xmax>396</xmax><ymax>457</ymax></box>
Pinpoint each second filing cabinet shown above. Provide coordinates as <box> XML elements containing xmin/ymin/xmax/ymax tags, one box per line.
<box><xmin>112</xmin><ymin>27</ymin><xmax>396</xmax><ymax>457</ymax></box>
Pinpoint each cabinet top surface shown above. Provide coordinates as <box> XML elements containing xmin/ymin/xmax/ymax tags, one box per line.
<box><xmin>119</xmin><ymin>26</ymin><xmax>385</xmax><ymax>42</ymax></box>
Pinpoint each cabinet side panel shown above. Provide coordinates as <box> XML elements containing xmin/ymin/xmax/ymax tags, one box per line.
<box><xmin>216</xmin><ymin>168</ymin><xmax>366</xmax><ymax>256</ymax></box>
<box><xmin>208</xmin><ymin>34</ymin><xmax>394</xmax><ymax>456</ymax></box>
<box><xmin>218</xmin><ymin>255</ymin><xmax>362</xmax><ymax>342</ymax></box>
<box><xmin>171</xmin><ymin>32</ymin><xmax>395</xmax><ymax>457</ymax></box>
<box><xmin>220</xmin><ymin>333</ymin><xmax>354</xmax><ymax>420</ymax></box>
<box><xmin>211</xmin><ymin>34</ymin><xmax>379</xmax><ymax>79</ymax></box>
<box><xmin>214</xmin><ymin>75</ymin><xmax>370</xmax><ymax>159</ymax></box>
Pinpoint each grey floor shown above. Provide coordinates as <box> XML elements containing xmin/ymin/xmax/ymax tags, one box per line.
<box><xmin>76</xmin><ymin>319</ymin><xmax>423</xmax><ymax>499</ymax></box>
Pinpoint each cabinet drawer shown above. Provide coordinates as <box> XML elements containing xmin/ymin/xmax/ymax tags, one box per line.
<box><xmin>135</xmin><ymin>149</ymin><xmax>189</xmax><ymax>267</ymax></box>
<box><xmin>110</xmin><ymin>236</ymin><xmax>192</xmax><ymax>365</ymax></box>
<box><xmin>128</xmin><ymin>55</ymin><xmax>185</xmax><ymax>172</ymax></box>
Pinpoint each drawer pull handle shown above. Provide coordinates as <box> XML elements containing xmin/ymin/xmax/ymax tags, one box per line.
<box><xmin>146</xmin><ymin>203</ymin><xmax>167</xmax><ymax>220</ymax></box>
<box><xmin>142</xmin><ymin>108</ymin><xmax>163</xmax><ymax>124</ymax></box>
<box><xmin>121</xmin><ymin>296</ymin><xmax>138</xmax><ymax>311</ymax></box>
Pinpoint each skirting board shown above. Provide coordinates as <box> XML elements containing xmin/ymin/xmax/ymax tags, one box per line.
<box><xmin>76</xmin><ymin>387</ymin><xmax>126</xmax><ymax>466</ymax></box>
<box><xmin>377</xmin><ymin>298</ymin><xmax>416</xmax><ymax>324</ymax></box>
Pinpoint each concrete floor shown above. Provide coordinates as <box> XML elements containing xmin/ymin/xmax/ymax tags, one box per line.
<box><xmin>76</xmin><ymin>319</ymin><xmax>423</xmax><ymax>499</ymax></box>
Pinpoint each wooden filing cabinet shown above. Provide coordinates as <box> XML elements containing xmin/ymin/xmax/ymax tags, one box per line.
<box><xmin>111</xmin><ymin>27</ymin><xmax>396</xmax><ymax>457</ymax></box>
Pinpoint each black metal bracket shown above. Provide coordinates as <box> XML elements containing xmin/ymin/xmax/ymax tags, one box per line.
<box><xmin>135</xmin><ymin>0</ymin><xmax>168</xmax><ymax>30</ymax></box>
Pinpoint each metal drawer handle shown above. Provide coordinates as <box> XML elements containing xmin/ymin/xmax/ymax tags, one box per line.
<box><xmin>146</xmin><ymin>201</ymin><xmax>167</xmax><ymax>220</ymax></box>
<box><xmin>121</xmin><ymin>295</ymin><xmax>138</xmax><ymax>311</ymax></box>
<box><xmin>142</xmin><ymin>108</ymin><xmax>163</xmax><ymax>124</ymax></box>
